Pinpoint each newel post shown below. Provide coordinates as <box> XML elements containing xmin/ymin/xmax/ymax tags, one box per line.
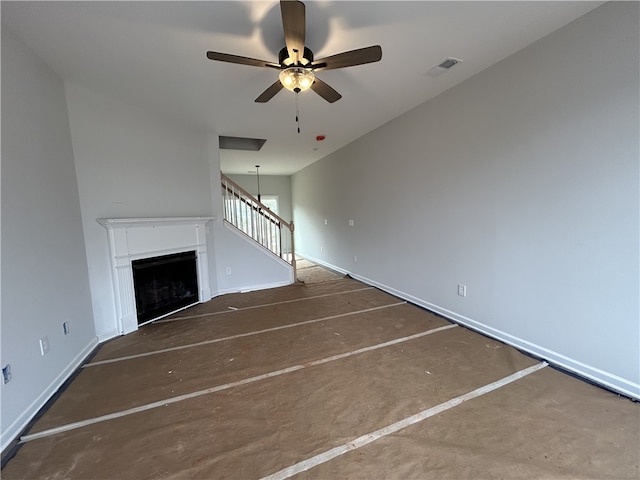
<box><xmin>290</xmin><ymin>220</ymin><xmax>297</xmax><ymax>281</ymax></box>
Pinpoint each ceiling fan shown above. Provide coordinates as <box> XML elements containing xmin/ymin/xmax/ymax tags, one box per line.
<box><xmin>206</xmin><ymin>0</ymin><xmax>382</xmax><ymax>103</ymax></box>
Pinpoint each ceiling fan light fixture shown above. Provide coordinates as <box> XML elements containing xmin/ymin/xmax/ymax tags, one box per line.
<box><xmin>206</xmin><ymin>1</ymin><xmax>382</xmax><ymax>103</ymax></box>
<box><xmin>279</xmin><ymin>67</ymin><xmax>315</xmax><ymax>93</ymax></box>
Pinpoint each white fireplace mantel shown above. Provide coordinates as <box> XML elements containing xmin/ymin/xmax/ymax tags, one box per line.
<box><xmin>98</xmin><ymin>216</ymin><xmax>215</xmax><ymax>335</ymax></box>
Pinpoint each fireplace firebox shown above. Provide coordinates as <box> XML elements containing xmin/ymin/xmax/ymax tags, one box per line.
<box><xmin>132</xmin><ymin>251</ymin><xmax>198</xmax><ymax>324</ymax></box>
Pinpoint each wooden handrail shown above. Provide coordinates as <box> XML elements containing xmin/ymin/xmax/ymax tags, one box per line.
<box><xmin>221</xmin><ymin>174</ymin><xmax>292</xmax><ymax>229</ymax></box>
<box><xmin>220</xmin><ymin>173</ymin><xmax>296</xmax><ymax>280</ymax></box>
<box><xmin>224</xmin><ymin>188</ymin><xmax>281</xmax><ymax>227</ymax></box>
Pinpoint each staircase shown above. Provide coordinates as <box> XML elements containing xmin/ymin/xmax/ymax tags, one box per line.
<box><xmin>221</xmin><ymin>174</ymin><xmax>296</xmax><ymax>278</ymax></box>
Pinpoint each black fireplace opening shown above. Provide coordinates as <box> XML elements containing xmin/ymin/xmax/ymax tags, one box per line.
<box><xmin>132</xmin><ymin>251</ymin><xmax>198</xmax><ymax>324</ymax></box>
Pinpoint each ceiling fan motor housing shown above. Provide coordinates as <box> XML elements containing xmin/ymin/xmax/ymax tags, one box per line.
<box><xmin>279</xmin><ymin>46</ymin><xmax>314</xmax><ymax>66</ymax></box>
<box><xmin>206</xmin><ymin>0</ymin><xmax>382</xmax><ymax>103</ymax></box>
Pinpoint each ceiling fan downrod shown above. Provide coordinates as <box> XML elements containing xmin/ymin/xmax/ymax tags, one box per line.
<box><xmin>205</xmin><ymin>1</ymin><xmax>382</xmax><ymax>105</ymax></box>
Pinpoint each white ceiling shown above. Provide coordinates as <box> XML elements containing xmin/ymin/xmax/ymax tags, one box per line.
<box><xmin>2</xmin><ymin>1</ymin><xmax>603</xmax><ymax>175</ymax></box>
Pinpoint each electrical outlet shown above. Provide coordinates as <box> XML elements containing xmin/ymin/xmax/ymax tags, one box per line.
<box><xmin>324</xmin><ymin>219</ymin><xmax>328</xmax><ymax>225</ymax></box>
<box><xmin>320</xmin><ymin>246</ymin><xmax>324</xmax><ymax>253</ymax></box>
<box><xmin>354</xmin><ymin>255</ymin><xmax>358</xmax><ymax>263</ymax></box>
<box><xmin>39</xmin><ymin>336</ymin><xmax>50</xmax><ymax>356</ymax></box>
<box><xmin>457</xmin><ymin>284</ymin><xmax>467</xmax><ymax>297</ymax></box>
<box><xmin>348</xmin><ymin>219</ymin><xmax>354</xmax><ymax>226</ymax></box>
<box><xmin>225</xmin><ymin>267</ymin><xmax>232</xmax><ymax>275</ymax></box>
<box><xmin>2</xmin><ymin>364</ymin><xmax>11</xmax><ymax>384</ymax></box>
<box><xmin>63</xmin><ymin>322</ymin><xmax>70</xmax><ymax>335</ymax></box>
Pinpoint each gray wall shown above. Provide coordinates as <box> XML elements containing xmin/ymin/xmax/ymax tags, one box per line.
<box><xmin>1</xmin><ymin>29</ymin><xmax>97</xmax><ymax>449</ymax></box>
<box><xmin>1</xmin><ymin>36</ymin><xmax>292</xmax><ymax>450</ymax></box>
<box><xmin>292</xmin><ymin>2</ymin><xmax>639</xmax><ymax>398</ymax></box>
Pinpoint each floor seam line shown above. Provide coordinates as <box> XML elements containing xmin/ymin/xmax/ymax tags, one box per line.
<box><xmin>85</xmin><ymin>301</ymin><xmax>407</xmax><ymax>367</ymax></box>
<box><xmin>21</xmin><ymin>324</ymin><xmax>456</xmax><ymax>443</ymax></box>
<box><xmin>156</xmin><ymin>286</ymin><xmax>376</xmax><ymax>323</ymax></box>
<box><xmin>261</xmin><ymin>361</ymin><xmax>549</xmax><ymax>480</ymax></box>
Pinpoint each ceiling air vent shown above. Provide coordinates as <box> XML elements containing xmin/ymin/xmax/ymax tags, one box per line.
<box><xmin>219</xmin><ymin>136</ymin><xmax>267</xmax><ymax>151</ymax></box>
<box><xmin>427</xmin><ymin>57</ymin><xmax>462</xmax><ymax>76</ymax></box>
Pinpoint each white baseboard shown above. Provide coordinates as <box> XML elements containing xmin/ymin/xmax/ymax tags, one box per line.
<box><xmin>1</xmin><ymin>337</ymin><xmax>99</xmax><ymax>452</ymax></box>
<box><xmin>97</xmin><ymin>329</ymin><xmax>119</xmax><ymax>343</ymax></box>
<box><xmin>297</xmin><ymin>254</ymin><xmax>640</xmax><ymax>400</ymax></box>
<box><xmin>361</xmin><ymin>274</ymin><xmax>639</xmax><ymax>400</ymax></box>
<box><xmin>213</xmin><ymin>279</ymin><xmax>292</xmax><ymax>297</ymax></box>
<box><xmin>297</xmin><ymin>253</ymin><xmax>350</xmax><ymax>276</ymax></box>
<box><xmin>239</xmin><ymin>279</ymin><xmax>292</xmax><ymax>293</ymax></box>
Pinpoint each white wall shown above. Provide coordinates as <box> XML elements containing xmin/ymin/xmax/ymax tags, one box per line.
<box><xmin>66</xmin><ymin>84</ymin><xmax>293</xmax><ymax>340</ymax></box>
<box><xmin>210</xmin><ymin>139</ymin><xmax>293</xmax><ymax>296</ymax></box>
<box><xmin>292</xmin><ymin>2</ymin><xmax>639</xmax><ymax>398</ymax></box>
<box><xmin>1</xmin><ymin>29</ymin><xmax>97</xmax><ymax>450</ymax></box>
<box><xmin>65</xmin><ymin>82</ymin><xmax>214</xmax><ymax>340</ymax></box>
<box><xmin>214</xmin><ymin>223</ymin><xmax>294</xmax><ymax>294</ymax></box>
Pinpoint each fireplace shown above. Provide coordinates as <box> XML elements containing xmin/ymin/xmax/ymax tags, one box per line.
<box><xmin>98</xmin><ymin>216</ymin><xmax>214</xmax><ymax>335</ymax></box>
<box><xmin>132</xmin><ymin>251</ymin><xmax>199</xmax><ymax>324</ymax></box>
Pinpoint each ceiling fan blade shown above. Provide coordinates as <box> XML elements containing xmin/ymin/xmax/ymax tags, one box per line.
<box><xmin>206</xmin><ymin>51</ymin><xmax>280</xmax><ymax>69</ymax></box>
<box><xmin>255</xmin><ymin>80</ymin><xmax>284</xmax><ymax>103</ymax></box>
<box><xmin>310</xmin><ymin>77</ymin><xmax>342</xmax><ymax>103</ymax></box>
<box><xmin>311</xmin><ymin>45</ymin><xmax>382</xmax><ymax>71</ymax></box>
<box><xmin>280</xmin><ymin>0</ymin><xmax>305</xmax><ymax>62</ymax></box>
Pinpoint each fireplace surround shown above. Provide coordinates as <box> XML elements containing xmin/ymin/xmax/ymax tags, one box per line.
<box><xmin>98</xmin><ymin>217</ymin><xmax>213</xmax><ymax>334</ymax></box>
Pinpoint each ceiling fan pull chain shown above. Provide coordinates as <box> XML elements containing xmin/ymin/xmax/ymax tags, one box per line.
<box><xmin>296</xmin><ymin>92</ymin><xmax>301</xmax><ymax>133</ymax></box>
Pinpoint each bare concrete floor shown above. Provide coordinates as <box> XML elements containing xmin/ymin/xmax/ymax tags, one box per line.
<box><xmin>3</xmin><ymin>273</ymin><xmax>638</xmax><ymax>479</ymax></box>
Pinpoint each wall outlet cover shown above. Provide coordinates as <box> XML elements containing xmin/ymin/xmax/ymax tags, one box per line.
<box><xmin>39</xmin><ymin>336</ymin><xmax>50</xmax><ymax>356</ymax></box>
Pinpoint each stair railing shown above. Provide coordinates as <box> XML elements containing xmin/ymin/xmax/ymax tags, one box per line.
<box><xmin>220</xmin><ymin>173</ymin><xmax>296</xmax><ymax>277</ymax></box>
